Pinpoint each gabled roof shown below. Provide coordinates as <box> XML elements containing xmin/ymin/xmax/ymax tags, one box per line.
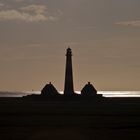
<box><xmin>41</xmin><ymin>82</ymin><xmax>59</xmax><ymax>96</ymax></box>
<box><xmin>81</xmin><ymin>82</ymin><xmax>97</xmax><ymax>96</ymax></box>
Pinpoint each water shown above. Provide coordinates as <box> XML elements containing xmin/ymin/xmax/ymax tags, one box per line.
<box><xmin>98</xmin><ymin>91</ymin><xmax>140</xmax><ymax>97</ymax></box>
<box><xmin>0</xmin><ymin>91</ymin><xmax>140</xmax><ymax>97</ymax></box>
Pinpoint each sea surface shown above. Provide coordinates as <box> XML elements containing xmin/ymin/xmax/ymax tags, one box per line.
<box><xmin>0</xmin><ymin>91</ymin><xmax>140</xmax><ymax>97</ymax></box>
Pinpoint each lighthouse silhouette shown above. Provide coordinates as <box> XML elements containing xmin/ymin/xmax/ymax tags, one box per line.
<box><xmin>64</xmin><ymin>48</ymin><xmax>75</xmax><ymax>96</ymax></box>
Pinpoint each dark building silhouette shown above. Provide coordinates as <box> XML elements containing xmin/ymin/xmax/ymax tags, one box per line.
<box><xmin>64</xmin><ymin>48</ymin><xmax>75</xmax><ymax>96</ymax></box>
<box><xmin>23</xmin><ymin>48</ymin><xmax>103</xmax><ymax>100</ymax></box>
<box><xmin>41</xmin><ymin>82</ymin><xmax>59</xmax><ymax>96</ymax></box>
<box><xmin>81</xmin><ymin>82</ymin><xmax>97</xmax><ymax>96</ymax></box>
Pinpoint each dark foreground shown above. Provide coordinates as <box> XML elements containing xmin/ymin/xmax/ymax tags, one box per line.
<box><xmin>1</xmin><ymin>97</ymin><xmax>140</xmax><ymax>140</ymax></box>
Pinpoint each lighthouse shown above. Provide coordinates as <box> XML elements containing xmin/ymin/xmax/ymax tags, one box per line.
<box><xmin>64</xmin><ymin>48</ymin><xmax>75</xmax><ymax>95</ymax></box>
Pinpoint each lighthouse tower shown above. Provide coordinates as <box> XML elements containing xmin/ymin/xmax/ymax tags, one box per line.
<box><xmin>64</xmin><ymin>48</ymin><xmax>74</xmax><ymax>96</ymax></box>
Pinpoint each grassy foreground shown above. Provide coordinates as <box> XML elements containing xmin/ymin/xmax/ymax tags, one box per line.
<box><xmin>0</xmin><ymin>97</ymin><xmax>140</xmax><ymax>140</ymax></box>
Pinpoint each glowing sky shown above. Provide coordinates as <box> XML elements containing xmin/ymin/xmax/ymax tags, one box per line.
<box><xmin>0</xmin><ymin>0</ymin><xmax>140</xmax><ymax>91</ymax></box>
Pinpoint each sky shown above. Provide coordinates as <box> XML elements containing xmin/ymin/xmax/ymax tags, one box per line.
<box><xmin>0</xmin><ymin>0</ymin><xmax>140</xmax><ymax>91</ymax></box>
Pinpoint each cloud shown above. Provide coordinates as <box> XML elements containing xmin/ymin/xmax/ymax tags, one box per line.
<box><xmin>116</xmin><ymin>20</ymin><xmax>140</xmax><ymax>27</ymax></box>
<box><xmin>0</xmin><ymin>4</ymin><xmax>58</xmax><ymax>22</ymax></box>
<box><xmin>0</xmin><ymin>9</ymin><xmax>48</xmax><ymax>22</ymax></box>
<box><xmin>21</xmin><ymin>4</ymin><xmax>46</xmax><ymax>14</ymax></box>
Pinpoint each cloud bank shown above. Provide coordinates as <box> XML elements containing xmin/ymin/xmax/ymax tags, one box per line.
<box><xmin>21</xmin><ymin>5</ymin><xmax>46</xmax><ymax>14</ymax></box>
<box><xmin>0</xmin><ymin>4</ymin><xmax>58</xmax><ymax>22</ymax></box>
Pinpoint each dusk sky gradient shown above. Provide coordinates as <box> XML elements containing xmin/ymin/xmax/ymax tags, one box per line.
<box><xmin>0</xmin><ymin>0</ymin><xmax>140</xmax><ymax>91</ymax></box>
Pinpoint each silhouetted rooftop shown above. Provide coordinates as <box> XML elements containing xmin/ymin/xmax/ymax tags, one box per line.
<box><xmin>41</xmin><ymin>82</ymin><xmax>59</xmax><ymax>96</ymax></box>
<box><xmin>81</xmin><ymin>82</ymin><xmax>97</xmax><ymax>96</ymax></box>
